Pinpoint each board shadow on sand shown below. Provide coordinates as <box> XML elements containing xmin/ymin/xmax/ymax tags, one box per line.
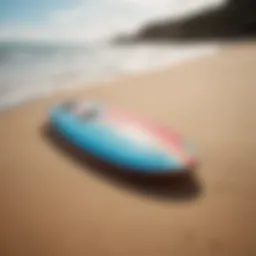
<box><xmin>42</xmin><ymin>124</ymin><xmax>203</xmax><ymax>202</ymax></box>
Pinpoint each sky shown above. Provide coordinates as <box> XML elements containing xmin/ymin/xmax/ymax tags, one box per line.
<box><xmin>0</xmin><ymin>0</ymin><xmax>226</xmax><ymax>42</ymax></box>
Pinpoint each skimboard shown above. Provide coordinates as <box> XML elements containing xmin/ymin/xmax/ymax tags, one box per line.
<box><xmin>49</xmin><ymin>101</ymin><xmax>196</xmax><ymax>174</ymax></box>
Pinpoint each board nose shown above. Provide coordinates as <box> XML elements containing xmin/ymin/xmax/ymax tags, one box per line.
<box><xmin>56</xmin><ymin>100</ymin><xmax>103</xmax><ymax>122</ymax></box>
<box><xmin>60</xmin><ymin>100</ymin><xmax>77</xmax><ymax>111</ymax></box>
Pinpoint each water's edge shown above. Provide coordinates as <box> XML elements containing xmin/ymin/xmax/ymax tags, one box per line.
<box><xmin>0</xmin><ymin>42</ymin><xmax>219</xmax><ymax>110</ymax></box>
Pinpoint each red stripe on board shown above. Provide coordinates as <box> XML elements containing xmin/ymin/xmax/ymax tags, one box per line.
<box><xmin>101</xmin><ymin>108</ymin><xmax>193</xmax><ymax>165</ymax></box>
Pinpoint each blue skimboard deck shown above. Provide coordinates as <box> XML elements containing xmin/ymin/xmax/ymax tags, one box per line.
<box><xmin>49</xmin><ymin>101</ymin><xmax>196</xmax><ymax>174</ymax></box>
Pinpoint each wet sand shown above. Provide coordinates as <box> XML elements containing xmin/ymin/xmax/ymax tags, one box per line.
<box><xmin>1</xmin><ymin>43</ymin><xmax>256</xmax><ymax>255</ymax></box>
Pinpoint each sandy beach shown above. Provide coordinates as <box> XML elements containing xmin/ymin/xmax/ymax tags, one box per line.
<box><xmin>1</xmin><ymin>42</ymin><xmax>256</xmax><ymax>255</ymax></box>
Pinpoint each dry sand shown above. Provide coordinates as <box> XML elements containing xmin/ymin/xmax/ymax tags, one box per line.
<box><xmin>0</xmin><ymin>42</ymin><xmax>256</xmax><ymax>256</ymax></box>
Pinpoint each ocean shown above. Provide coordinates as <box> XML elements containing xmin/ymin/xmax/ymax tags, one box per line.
<box><xmin>0</xmin><ymin>41</ymin><xmax>218</xmax><ymax>109</ymax></box>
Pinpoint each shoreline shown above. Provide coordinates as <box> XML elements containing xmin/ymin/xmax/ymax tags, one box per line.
<box><xmin>3</xmin><ymin>40</ymin><xmax>256</xmax><ymax>114</ymax></box>
<box><xmin>0</xmin><ymin>42</ymin><xmax>218</xmax><ymax>111</ymax></box>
